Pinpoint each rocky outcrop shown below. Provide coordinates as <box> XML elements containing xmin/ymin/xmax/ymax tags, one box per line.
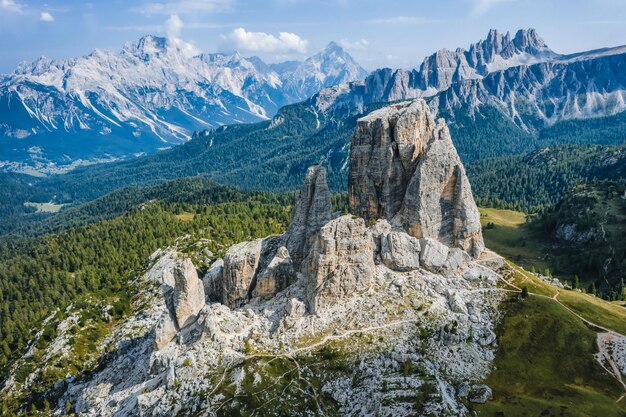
<box><xmin>285</xmin><ymin>165</ymin><xmax>332</xmax><ymax>269</ymax></box>
<box><xmin>380</xmin><ymin>231</ymin><xmax>421</xmax><ymax>272</ymax></box>
<box><xmin>252</xmin><ymin>246</ymin><xmax>295</xmax><ymax>300</ymax></box>
<box><xmin>203</xmin><ymin>259</ymin><xmax>224</xmax><ymax>302</ymax></box>
<box><xmin>172</xmin><ymin>259</ymin><xmax>206</xmax><ymax>329</ymax></box>
<box><xmin>348</xmin><ymin>100</ymin><xmax>484</xmax><ymax>257</ymax></box>
<box><xmin>222</xmin><ymin>239</ymin><xmax>263</xmax><ymax>308</ymax></box>
<box><xmin>303</xmin><ymin>215</ymin><xmax>375</xmax><ymax>313</ymax></box>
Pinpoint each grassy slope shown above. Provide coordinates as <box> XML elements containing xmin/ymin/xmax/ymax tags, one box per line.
<box><xmin>474</xmin><ymin>295</ymin><xmax>626</xmax><ymax>417</ymax></box>
<box><xmin>479</xmin><ymin>208</ymin><xmax>549</xmax><ymax>272</ymax></box>
<box><xmin>477</xmin><ymin>207</ymin><xmax>626</xmax><ymax>416</ymax></box>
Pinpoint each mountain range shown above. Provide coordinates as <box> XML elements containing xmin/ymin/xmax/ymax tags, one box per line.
<box><xmin>313</xmin><ymin>28</ymin><xmax>626</xmax><ymax>131</ymax></box>
<box><xmin>0</xmin><ymin>37</ymin><xmax>367</xmax><ymax>172</ymax></box>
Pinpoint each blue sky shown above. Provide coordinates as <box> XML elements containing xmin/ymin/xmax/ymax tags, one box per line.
<box><xmin>1</xmin><ymin>0</ymin><xmax>626</xmax><ymax>73</ymax></box>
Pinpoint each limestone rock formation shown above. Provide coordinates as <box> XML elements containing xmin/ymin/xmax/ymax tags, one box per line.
<box><xmin>348</xmin><ymin>100</ymin><xmax>484</xmax><ymax>257</ymax></box>
<box><xmin>380</xmin><ymin>231</ymin><xmax>421</xmax><ymax>271</ymax></box>
<box><xmin>154</xmin><ymin>311</ymin><xmax>178</xmax><ymax>350</ymax></box>
<box><xmin>303</xmin><ymin>215</ymin><xmax>375</xmax><ymax>313</ymax></box>
<box><xmin>252</xmin><ymin>246</ymin><xmax>296</xmax><ymax>300</ymax></box>
<box><xmin>222</xmin><ymin>239</ymin><xmax>263</xmax><ymax>308</ymax></box>
<box><xmin>285</xmin><ymin>165</ymin><xmax>333</xmax><ymax>269</ymax></box>
<box><xmin>203</xmin><ymin>259</ymin><xmax>224</xmax><ymax>302</ymax></box>
<box><xmin>172</xmin><ymin>259</ymin><xmax>206</xmax><ymax>329</ymax></box>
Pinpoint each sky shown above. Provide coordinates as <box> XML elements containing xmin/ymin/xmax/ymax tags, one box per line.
<box><xmin>1</xmin><ymin>0</ymin><xmax>626</xmax><ymax>73</ymax></box>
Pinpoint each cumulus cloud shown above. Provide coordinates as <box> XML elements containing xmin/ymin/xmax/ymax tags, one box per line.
<box><xmin>221</xmin><ymin>27</ymin><xmax>308</xmax><ymax>54</ymax></box>
<box><xmin>40</xmin><ymin>11</ymin><xmax>54</xmax><ymax>22</ymax></box>
<box><xmin>338</xmin><ymin>39</ymin><xmax>369</xmax><ymax>51</ymax></box>
<box><xmin>133</xmin><ymin>0</ymin><xmax>232</xmax><ymax>15</ymax></box>
<box><xmin>165</xmin><ymin>14</ymin><xmax>183</xmax><ymax>38</ymax></box>
<box><xmin>1</xmin><ymin>0</ymin><xmax>24</xmax><ymax>13</ymax></box>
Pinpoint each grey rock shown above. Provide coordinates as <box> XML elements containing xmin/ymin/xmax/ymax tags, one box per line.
<box><xmin>202</xmin><ymin>259</ymin><xmax>224</xmax><ymax>302</ymax></box>
<box><xmin>222</xmin><ymin>239</ymin><xmax>263</xmax><ymax>308</ymax></box>
<box><xmin>381</xmin><ymin>231</ymin><xmax>421</xmax><ymax>271</ymax></box>
<box><xmin>469</xmin><ymin>384</ymin><xmax>493</xmax><ymax>404</ymax></box>
<box><xmin>457</xmin><ymin>381</ymin><xmax>470</xmax><ymax>398</ymax></box>
<box><xmin>420</xmin><ymin>238</ymin><xmax>449</xmax><ymax>272</ymax></box>
<box><xmin>285</xmin><ymin>165</ymin><xmax>332</xmax><ymax>269</ymax></box>
<box><xmin>154</xmin><ymin>311</ymin><xmax>177</xmax><ymax>351</ymax></box>
<box><xmin>348</xmin><ymin>100</ymin><xmax>484</xmax><ymax>257</ymax></box>
<box><xmin>252</xmin><ymin>246</ymin><xmax>296</xmax><ymax>300</ymax></box>
<box><xmin>303</xmin><ymin>215</ymin><xmax>375</xmax><ymax>313</ymax></box>
<box><xmin>172</xmin><ymin>259</ymin><xmax>205</xmax><ymax>329</ymax></box>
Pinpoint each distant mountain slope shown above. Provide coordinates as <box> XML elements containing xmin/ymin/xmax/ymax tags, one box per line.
<box><xmin>0</xmin><ymin>37</ymin><xmax>366</xmax><ymax>171</ymax></box>
<box><xmin>313</xmin><ymin>29</ymin><xmax>626</xmax><ymax>132</ymax></box>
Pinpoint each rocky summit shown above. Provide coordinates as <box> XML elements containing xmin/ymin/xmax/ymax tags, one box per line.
<box><xmin>349</xmin><ymin>100</ymin><xmax>484</xmax><ymax>257</ymax></box>
<box><xmin>13</xmin><ymin>100</ymin><xmax>508</xmax><ymax>416</ymax></box>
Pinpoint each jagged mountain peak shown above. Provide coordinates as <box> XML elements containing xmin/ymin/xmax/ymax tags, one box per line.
<box><xmin>122</xmin><ymin>35</ymin><xmax>170</xmax><ymax>58</ymax></box>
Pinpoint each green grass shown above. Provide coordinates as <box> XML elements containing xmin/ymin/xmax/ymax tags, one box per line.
<box><xmin>505</xmin><ymin>261</ymin><xmax>626</xmax><ymax>335</ymax></box>
<box><xmin>474</xmin><ymin>296</ymin><xmax>626</xmax><ymax>417</ymax></box>
<box><xmin>479</xmin><ymin>208</ymin><xmax>549</xmax><ymax>272</ymax></box>
<box><xmin>557</xmin><ymin>291</ymin><xmax>626</xmax><ymax>336</ymax></box>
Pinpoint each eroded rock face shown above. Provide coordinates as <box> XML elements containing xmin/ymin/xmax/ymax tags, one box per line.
<box><xmin>222</xmin><ymin>239</ymin><xmax>263</xmax><ymax>308</ymax></box>
<box><xmin>172</xmin><ymin>259</ymin><xmax>206</xmax><ymax>329</ymax></box>
<box><xmin>252</xmin><ymin>246</ymin><xmax>296</xmax><ymax>300</ymax></box>
<box><xmin>203</xmin><ymin>259</ymin><xmax>224</xmax><ymax>303</ymax></box>
<box><xmin>348</xmin><ymin>100</ymin><xmax>484</xmax><ymax>257</ymax></box>
<box><xmin>303</xmin><ymin>215</ymin><xmax>375</xmax><ymax>313</ymax></box>
<box><xmin>381</xmin><ymin>231</ymin><xmax>421</xmax><ymax>271</ymax></box>
<box><xmin>285</xmin><ymin>165</ymin><xmax>332</xmax><ymax>269</ymax></box>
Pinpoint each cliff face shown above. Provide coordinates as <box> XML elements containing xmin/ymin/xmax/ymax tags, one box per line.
<box><xmin>348</xmin><ymin>100</ymin><xmax>484</xmax><ymax>257</ymax></box>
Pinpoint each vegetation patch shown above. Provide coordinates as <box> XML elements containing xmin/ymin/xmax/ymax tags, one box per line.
<box><xmin>474</xmin><ymin>296</ymin><xmax>626</xmax><ymax>417</ymax></box>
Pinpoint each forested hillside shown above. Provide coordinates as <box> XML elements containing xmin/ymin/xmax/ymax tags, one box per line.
<box><xmin>467</xmin><ymin>144</ymin><xmax>626</xmax><ymax>212</ymax></box>
<box><xmin>0</xmin><ymin>187</ymin><xmax>292</xmax><ymax>390</ymax></box>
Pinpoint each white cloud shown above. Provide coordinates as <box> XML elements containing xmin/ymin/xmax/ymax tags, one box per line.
<box><xmin>221</xmin><ymin>27</ymin><xmax>308</xmax><ymax>54</ymax></box>
<box><xmin>133</xmin><ymin>0</ymin><xmax>232</xmax><ymax>15</ymax></box>
<box><xmin>165</xmin><ymin>14</ymin><xmax>183</xmax><ymax>38</ymax></box>
<box><xmin>365</xmin><ymin>16</ymin><xmax>434</xmax><ymax>25</ymax></box>
<box><xmin>338</xmin><ymin>38</ymin><xmax>369</xmax><ymax>51</ymax></box>
<box><xmin>471</xmin><ymin>0</ymin><xmax>513</xmax><ymax>15</ymax></box>
<box><xmin>1</xmin><ymin>0</ymin><xmax>24</xmax><ymax>13</ymax></box>
<box><xmin>40</xmin><ymin>11</ymin><xmax>54</xmax><ymax>22</ymax></box>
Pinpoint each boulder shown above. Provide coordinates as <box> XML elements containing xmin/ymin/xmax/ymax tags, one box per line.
<box><xmin>203</xmin><ymin>259</ymin><xmax>224</xmax><ymax>302</ymax></box>
<box><xmin>469</xmin><ymin>385</ymin><xmax>493</xmax><ymax>404</ymax></box>
<box><xmin>348</xmin><ymin>100</ymin><xmax>484</xmax><ymax>257</ymax></box>
<box><xmin>285</xmin><ymin>165</ymin><xmax>332</xmax><ymax>269</ymax></box>
<box><xmin>419</xmin><ymin>238</ymin><xmax>449</xmax><ymax>272</ymax></box>
<box><xmin>154</xmin><ymin>311</ymin><xmax>178</xmax><ymax>350</ymax></box>
<box><xmin>380</xmin><ymin>231</ymin><xmax>421</xmax><ymax>271</ymax></box>
<box><xmin>304</xmin><ymin>215</ymin><xmax>375</xmax><ymax>313</ymax></box>
<box><xmin>172</xmin><ymin>259</ymin><xmax>205</xmax><ymax>329</ymax></box>
<box><xmin>252</xmin><ymin>246</ymin><xmax>295</xmax><ymax>300</ymax></box>
<box><xmin>222</xmin><ymin>239</ymin><xmax>263</xmax><ymax>308</ymax></box>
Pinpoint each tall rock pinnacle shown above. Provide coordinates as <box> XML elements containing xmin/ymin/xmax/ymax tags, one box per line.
<box><xmin>285</xmin><ymin>165</ymin><xmax>333</xmax><ymax>269</ymax></box>
<box><xmin>348</xmin><ymin>100</ymin><xmax>484</xmax><ymax>257</ymax></box>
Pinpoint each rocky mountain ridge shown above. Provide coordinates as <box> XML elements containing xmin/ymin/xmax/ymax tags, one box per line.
<box><xmin>0</xmin><ymin>36</ymin><xmax>367</xmax><ymax>172</ymax></box>
<box><xmin>308</xmin><ymin>28</ymin><xmax>626</xmax><ymax>130</ymax></box>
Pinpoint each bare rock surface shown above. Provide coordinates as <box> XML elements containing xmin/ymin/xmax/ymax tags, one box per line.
<box><xmin>172</xmin><ymin>258</ymin><xmax>205</xmax><ymax>329</ymax></box>
<box><xmin>381</xmin><ymin>231</ymin><xmax>421</xmax><ymax>271</ymax></box>
<box><xmin>285</xmin><ymin>164</ymin><xmax>332</xmax><ymax>269</ymax></box>
<box><xmin>202</xmin><ymin>258</ymin><xmax>224</xmax><ymax>302</ymax></box>
<box><xmin>348</xmin><ymin>100</ymin><xmax>484</xmax><ymax>257</ymax></box>
<box><xmin>303</xmin><ymin>215</ymin><xmax>375</xmax><ymax>313</ymax></box>
<box><xmin>222</xmin><ymin>239</ymin><xmax>263</xmax><ymax>308</ymax></box>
